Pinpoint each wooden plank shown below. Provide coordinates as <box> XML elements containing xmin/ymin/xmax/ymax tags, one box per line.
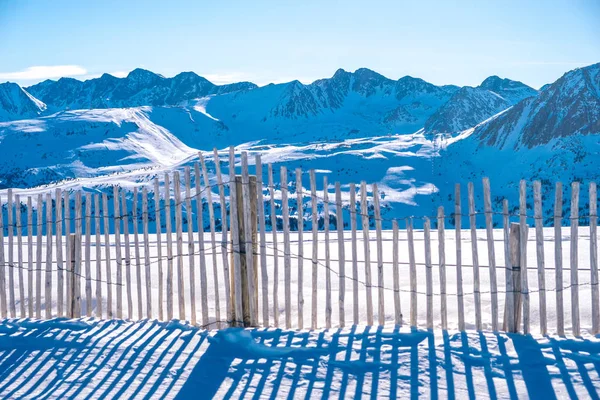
<box><xmin>55</xmin><ymin>189</ymin><xmax>63</xmax><ymax>318</ymax></box>
<box><xmin>240</xmin><ymin>153</ymin><xmax>257</xmax><ymax>326</ymax></box>
<box><xmin>173</xmin><ymin>171</ymin><xmax>186</xmax><ymax>321</ymax></box>
<box><xmin>455</xmin><ymin>184</ymin><xmax>465</xmax><ymax>331</ymax></box>
<box><xmin>281</xmin><ymin>165</ymin><xmax>292</xmax><ymax>328</ymax></box>
<box><xmin>424</xmin><ymin>217</ymin><xmax>433</xmax><ymax>329</ymax></box>
<box><xmin>554</xmin><ymin>182</ymin><xmax>564</xmax><ymax>335</ymax></box>
<box><xmin>102</xmin><ymin>193</ymin><xmax>112</xmax><ymax>318</ymax></box>
<box><xmin>335</xmin><ymin>181</ymin><xmax>345</xmax><ymax>328</ymax></box>
<box><xmin>323</xmin><ymin>176</ymin><xmax>332</xmax><ymax>328</ymax></box>
<box><xmin>438</xmin><ymin>206</ymin><xmax>447</xmax><ymax>330</ymax></box>
<box><xmin>482</xmin><ymin>177</ymin><xmax>498</xmax><ymax>331</ymax></box>
<box><xmin>27</xmin><ymin>197</ymin><xmax>33</xmax><ymax>318</ymax></box>
<box><xmin>84</xmin><ymin>193</ymin><xmax>92</xmax><ymax>317</ymax></box>
<box><xmin>533</xmin><ymin>181</ymin><xmax>547</xmax><ymax>335</ymax></box>
<box><xmin>184</xmin><ymin>167</ymin><xmax>196</xmax><ymax>325</ymax></box>
<box><xmin>7</xmin><ymin>189</ymin><xmax>14</xmax><ymax>317</ymax></box>
<box><xmin>36</xmin><ymin>193</ymin><xmax>43</xmax><ymax>319</ymax></box>
<box><xmin>360</xmin><ymin>181</ymin><xmax>373</xmax><ymax>326</ymax></box>
<box><xmin>194</xmin><ymin>163</ymin><xmax>209</xmax><ymax>326</ymax></box>
<box><xmin>64</xmin><ymin>192</ymin><xmax>71</xmax><ymax>318</ymax></box>
<box><xmin>349</xmin><ymin>183</ymin><xmax>359</xmax><ymax>325</ymax></box>
<box><xmin>257</xmin><ymin>156</ymin><xmax>269</xmax><ymax>326</ymax></box>
<box><xmin>570</xmin><ymin>181</ymin><xmax>580</xmax><ymax>336</ymax></box>
<box><xmin>0</xmin><ymin>193</ymin><xmax>5</xmax><ymax>318</ymax></box>
<box><xmin>468</xmin><ymin>182</ymin><xmax>482</xmax><ymax>331</ymax></box>
<box><xmin>509</xmin><ymin>223</ymin><xmax>522</xmax><ymax>333</ymax></box>
<box><xmin>200</xmin><ymin>153</ymin><xmax>221</xmax><ymax>327</ymax></box>
<box><xmin>142</xmin><ymin>188</ymin><xmax>152</xmax><ymax>319</ymax></box>
<box><xmin>214</xmin><ymin>148</ymin><xmax>231</xmax><ymax>324</ymax></box>
<box><xmin>372</xmin><ymin>183</ymin><xmax>384</xmax><ymax>326</ymax></box>
<box><xmin>309</xmin><ymin>169</ymin><xmax>318</xmax><ymax>329</ymax></box>
<box><xmin>590</xmin><ymin>182</ymin><xmax>599</xmax><ymax>335</ymax></box>
<box><xmin>392</xmin><ymin>220</ymin><xmax>401</xmax><ymax>325</ymax></box>
<box><xmin>407</xmin><ymin>218</ymin><xmax>417</xmax><ymax>328</ymax></box>
<box><xmin>269</xmin><ymin>164</ymin><xmax>280</xmax><ymax>327</ymax></box>
<box><xmin>132</xmin><ymin>187</ymin><xmax>143</xmax><ymax>319</ymax></box>
<box><xmin>14</xmin><ymin>194</ymin><xmax>25</xmax><ymax>317</ymax></box>
<box><xmin>113</xmin><ymin>186</ymin><xmax>123</xmax><ymax>319</ymax></box>
<box><xmin>44</xmin><ymin>193</ymin><xmax>52</xmax><ymax>318</ymax></box>
<box><xmin>121</xmin><ymin>190</ymin><xmax>133</xmax><ymax>319</ymax></box>
<box><xmin>297</xmin><ymin>169</ymin><xmax>305</xmax><ymax>328</ymax></box>
<box><xmin>153</xmin><ymin>178</ymin><xmax>163</xmax><ymax>321</ymax></box>
<box><xmin>228</xmin><ymin>147</ymin><xmax>243</xmax><ymax>326</ymax></box>
<box><xmin>519</xmin><ymin>180</ymin><xmax>530</xmax><ymax>334</ymax></box>
<box><xmin>164</xmin><ymin>173</ymin><xmax>174</xmax><ymax>321</ymax></box>
<box><xmin>502</xmin><ymin>199</ymin><xmax>512</xmax><ymax>331</ymax></box>
<box><xmin>74</xmin><ymin>191</ymin><xmax>83</xmax><ymax>318</ymax></box>
<box><xmin>94</xmin><ymin>194</ymin><xmax>102</xmax><ymax>318</ymax></box>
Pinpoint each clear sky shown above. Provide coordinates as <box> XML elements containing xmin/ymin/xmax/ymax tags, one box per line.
<box><xmin>0</xmin><ymin>0</ymin><xmax>598</xmax><ymax>89</ymax></box>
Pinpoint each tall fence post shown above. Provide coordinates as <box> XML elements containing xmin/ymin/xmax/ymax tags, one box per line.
<box><xmin>508</xmin><ymin>222</ymin><xmax>527</xmax><ymax>332</ymax></box>
<box><xmin>230</xmin><ymin>173</ymin><xmax>258</xmax><ymax>327</ymax></box>
<box><xmin>68</xmin><ymin>233</ymin><xmax>81</xmax><ymax>318</ymax></box>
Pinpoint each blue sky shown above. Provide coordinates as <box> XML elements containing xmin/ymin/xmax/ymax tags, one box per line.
<box><xmin>0</xmin><ymin>0</ymin><xmax>598</xmax><ymax>89</ymax></box>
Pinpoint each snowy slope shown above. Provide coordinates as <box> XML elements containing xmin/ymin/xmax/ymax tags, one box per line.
<box><xmin>0</xmin><ymin>83</ymin><xmax>47</xmax><ymax>122</ymax></box>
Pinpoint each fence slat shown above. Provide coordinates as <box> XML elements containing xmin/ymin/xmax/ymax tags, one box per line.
<box><xmin>373</xmin><ymin>183</ymin><xmax>384</xmax><ymax>326</ymax></box>
<box><xmin>121</xmin><ymin>190</ymin><xmax>133</xmax><ymax>320</ymax></box>
<box><xmin>519</xmin><ymin>180</ymin><xmax>530</xmax><ymax>334</ymax></box>
<box><xmin>0</xmin><ymin>194</ymin><xmax>5</xmax><ymax>318</ymax></box>
<box><xmin>195</xmin><ymin>163</ymin><xmax>209</xmax><ymax>326</ymax></box>
<box><xmin>310</xmin><ymin>169</ymin><xmax>318</xmax><ymax>329</ymax></box>
<box><xmin>84</xmin><ymin>193</ymin><xmax>92</xmax><ymax>317</ymax></box>
<box><xmin>27</xmin><ymin>197</ymin><xmax>33</xmax><ymax>318</ymax></box>
<box><xmin>349</xmin><ymin>183</ymin><xmax>359</xmax><ymax>325</ymax></box>
<box><xmin>570</xmin><ymin>181</ymin><xmax>580</xmax><ymax>336</ymax></box>
<box><xmin>407</xmin><ymin>218</ymin><xmax>417</xmax><ymax>328</ymax></box>
<box><xmin>200</xmin><ymin>153</ymin><xmax>221</xmax><ymax>327</ymax></box>
<box><xmin>455</xmin><ymin>185</ymin><xmax>465</xmax><ymax>331</ymax></box>
<box><xmin>7</xmin><ymin>189</ymin><xmax>14</xmax><ymax>317</ymax></box>
<box><xmin>360</xmin><ymin>181</ymin><xmax>373</xmax><ymax>326</ymax></box>
<box><xmin>482</xmin><ymin>178</ymin><xmax>498</xmax><ymax>331</ymax></box>
<box><xmin>228</xmin><ymin>147</ymin><xmax>243</xmax><ymax>326</ymax></box>
<box><xmin>533</xmin><ymin>181</ymin><xmax>547</xmax><ymax>335</ymax></box>
<box><xmin>173</xmin><ymin>171</ymin><xmax>186</xmax><ymax>321</ymax></box>
<box><xmin>323</xmin><ymin>176</ymin><xmax>332</xmax><ymax>329</ymax></box>
<box><xmin>113</xmin><ymin>186</ymin><xmax>123</xmax><ymax>319</ymax></box>
<box><xmin>164</xmin><ymin>173</ymin><xmax>174</xmax><ymax>321</ymax></box>
<box><xmin>184</xmin><ymin>168</ymin><xmax>196</xmax><ymax>325</ymax></box>
<box><xmin>36</xmin><ymin>193</ymin><xmax>43</xmax><ymax>319</ymax></box>
<box><xmin>468</xmin><ymin>182</ymin><xmax>482</xmax><ymax>331</ymax></box>
<box><xmin>242</xmin><ymin>153</ymin><xmax>257</xmax><ymax>326</ymax></box>
<box><xmin>256</xmin><ymin>156</ymin><xmax>269</xmax><ymax>327</ymax></box>
<box><xmin>424</xmin><ymin>217</ymin><xmax>433</xmax><ymax>329</ymax></box>
<box><xmin>502</xmin><ymin>199</ymin><xmax>512</xmax><ymax>331</ymax></box>
<box><xmin>65</xmin><ymin>192</ymin><xmax>72</xmax><ymax>318</ymax></box>
<box><xmin>269</xmin><ymin>163</ymin><xmax>280</xmax><ymax>327</ymax></box>
<box><xmin>296</xmin><ymin>168</ymin><xmax>304</xmax><ymax>329</ymax></box>
<box><xmin>94</xmin><ymin>194</ymin><xmax>102</xmax><ymax>318</ymax></box>
<box><xmin>142</xmin><ymin>187</ymin><xmax>152</xmax><ymax>319</ymax></box>
<box><xmin>102</xmin><ymin>193</ymin><xmax>112</xmax><ymax>318</ymax></box>
<box><xmin>133</xmin><ymin>187</ymin><xmax>143</xmax><ymax>319</ymax></box>
<box><xmin>438</xmin><ymin>206</ymin><xmax>447</xmax><ymax>330</ymax></box>
<box><xmin>554</xmin><ymin>182</ymin><xmax>564</xmax><ymax>335</ymax></box>
<box><xmin>74</xmin><ymin>191</ymin><xmax>83</xmax><ymax>318</ymax></box>
<box><xmin>335</xmin><ymin>181</ymin><xmax>345</xmax><ymax>328</ymax></box>
<box><xmin>281</xmin><ymin>166</ymin><xmax>292</xmax><ymax>329</ymax></box>
<box><xmin>153</xmin><ymin>177</ymin><xmax>164</xmax><ymax>321</ymax></box>
<box><xmin>15</xmin><ymin>194</ymin><xmax>24</xmax><ymax>317</ymax></box>
<box><xmin>56</xmin><ymin>189</ymin><xmax>63</xmax><ymax>317</ymax></box>
<box><xmin>590</xmin><ymin>182</ymin><xmax>599</xmax><ymax>335</ymax></box>
<box><xmin>214</xmin><ymin>148</ymin><xmax>231</xmax><ymax>324</ymax></box>
<box><xmin>392</xmin><ymin>220</ymin><xmax>401</xmax><ymax>325</ymax></box>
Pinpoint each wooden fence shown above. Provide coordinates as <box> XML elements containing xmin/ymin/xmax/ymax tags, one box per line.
<box><xmin>0</xmin><ymin>147</ymin><xmax>598</xmax><ymax>336</ymax></box>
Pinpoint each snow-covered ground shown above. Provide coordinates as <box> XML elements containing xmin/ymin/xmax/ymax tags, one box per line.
<box><xmin>2</xmin><ymin>226</ymin><xmax>597</xmax><ymax>336</ymax></box>
<box><xmin>0</xmin><ymin>318</ymin><xmax>599</xmax><ymax>399</ymax></box>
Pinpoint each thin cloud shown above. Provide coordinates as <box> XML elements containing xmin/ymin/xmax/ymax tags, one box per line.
<box><xmin>0</xmin><ymin>65</ymin><xmax>88</xmax><ymax>81</ymax></box>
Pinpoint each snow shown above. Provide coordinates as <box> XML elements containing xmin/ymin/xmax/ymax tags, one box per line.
<box><xmin>0</xmin><ymin>318</ymin><xmax>599</xmax><ymax>398</ymax></box>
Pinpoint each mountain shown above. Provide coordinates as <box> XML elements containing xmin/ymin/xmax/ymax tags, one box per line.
<box><xmin>0</xmin><ymin>82</ymin><xmax>47</xmax><ymax>121</ymax></box>
<box><xmin>26</xmin><ymin>69</ymin><xmax>258</xmax><ymax>110</ymax></box>
<box><xmin>424</xmin><ymin>77</ymin><xmax>538</xmax><ymax>133</ymax></box>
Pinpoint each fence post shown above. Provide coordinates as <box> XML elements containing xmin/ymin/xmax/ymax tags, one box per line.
<box><xmin>508</xmin><ymin>222</ymin><xmax>527</xmax><ymax>332</ymax></box>
<box><xmin>68</xmin><ymin>233</ymin><xmax>80</xmax><ymax>318</ymax></box>
<box><xmin>231</xmin><ymin>174</ymin><xmax>258</xmax><ymax>327</ymax></box>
